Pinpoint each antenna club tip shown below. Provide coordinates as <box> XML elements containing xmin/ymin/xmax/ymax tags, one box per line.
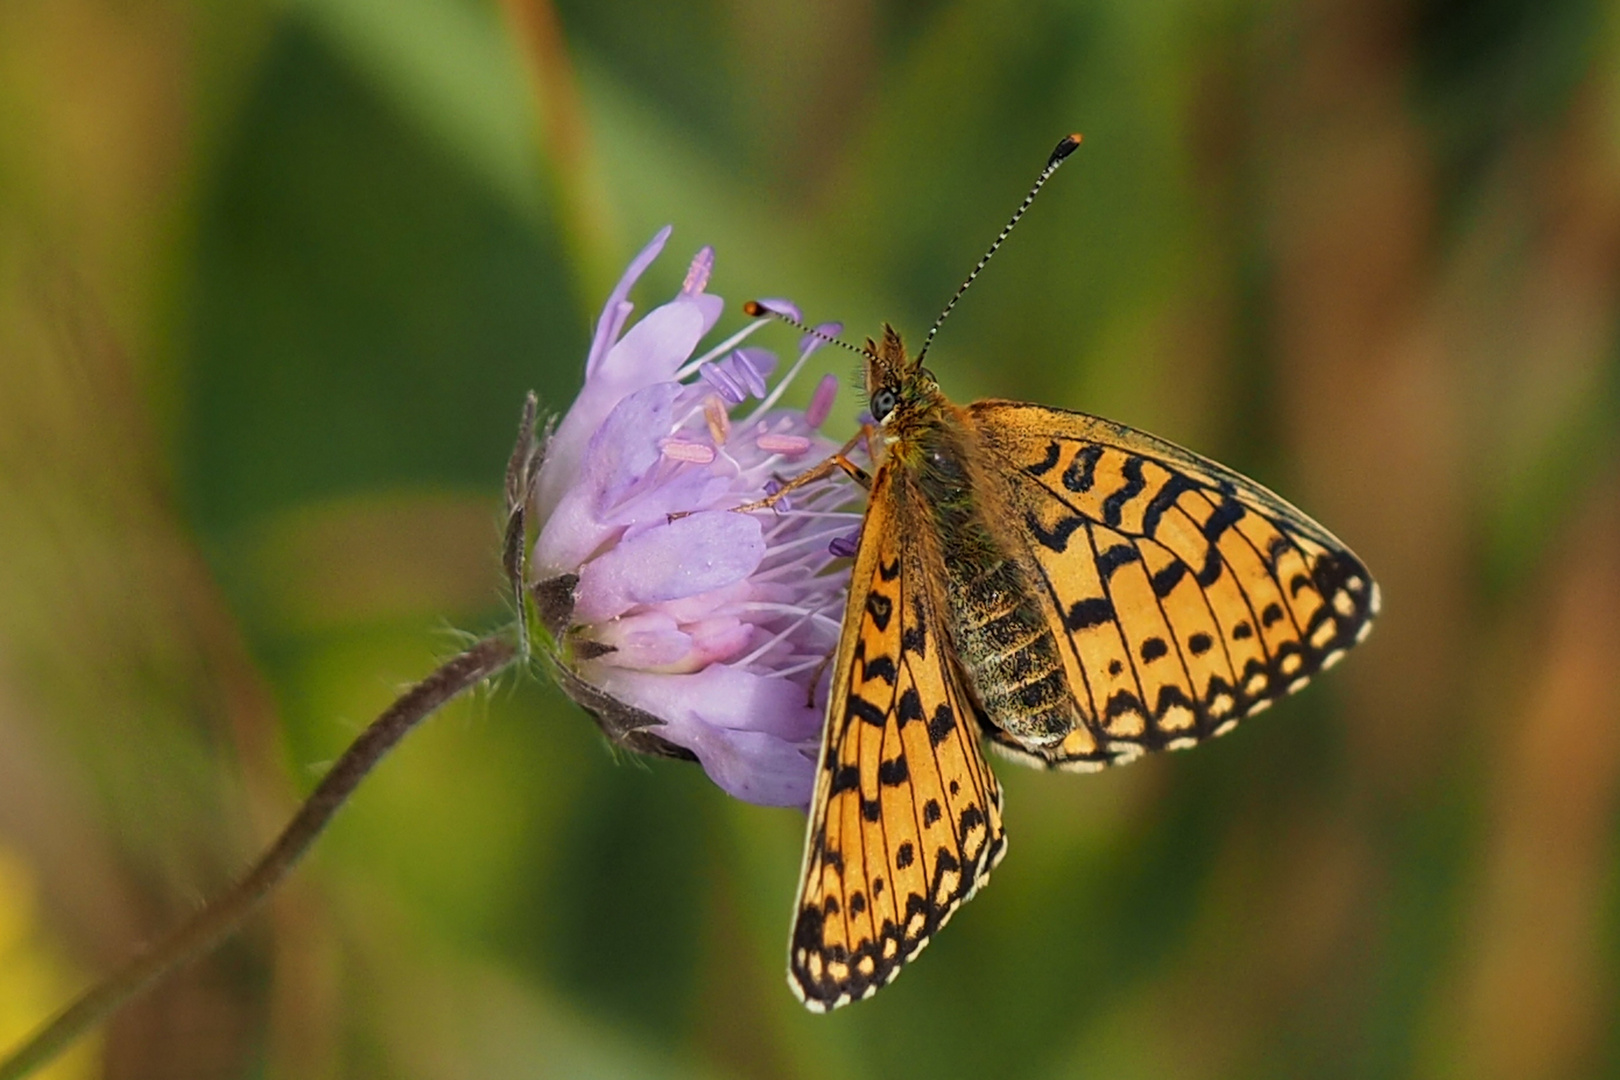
<box><xmin>1050</xmin><ymin>134</ymin><xmax>1083</xmax><ymax>164</ymax></box>
<box><xmin>743</xmin><ymin>300</ymin><xmax>767</xmax><ymax>318</ymax></box>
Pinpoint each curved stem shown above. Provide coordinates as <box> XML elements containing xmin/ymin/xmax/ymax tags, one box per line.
<box><xmin>0</xmin><ymin>634</ymin><xmax>519</xmax><ymax>1080</ymax></box>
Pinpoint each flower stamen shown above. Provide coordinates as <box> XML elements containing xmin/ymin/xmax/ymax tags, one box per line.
<box><xmin>806</xmin><ymin>374</ymin><xmax>839</xmax><ymax>429</ymax></box>
<box><xmin>704</xmin><ymin>395</ymin><xmax>732</xmax><ymax>445</ymax></box>
<box><xmin>756</xmin><ymin>433</ymin><xmax>813</xmax><ymax>456</ymax></box>
<box><xmin>658</xmin><ymin>438</ymin><xmax>719</xmax><ymax>465</ymax></box>
<box><xmin>744</xmin><ymin>322</ymin><xmax>841</xmax><ymax>422</ymax></box>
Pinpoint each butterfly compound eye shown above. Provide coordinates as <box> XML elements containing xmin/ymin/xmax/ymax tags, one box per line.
<box><xmin>871</xmin><ymin>387</ymin><xmax>899</xmax><ymax>421</ymax></box>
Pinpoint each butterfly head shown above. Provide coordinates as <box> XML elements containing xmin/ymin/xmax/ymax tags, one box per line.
<box><xmin>862</xmin><ymin>324</ymin><xmax>939</xmax><ymax>431</ymax></box>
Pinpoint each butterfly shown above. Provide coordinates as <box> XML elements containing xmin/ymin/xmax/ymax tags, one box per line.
<box><xmin>748</xmin><ymin>135</ymin><xmax>1379</xmax><ymax>1011</ymax></box>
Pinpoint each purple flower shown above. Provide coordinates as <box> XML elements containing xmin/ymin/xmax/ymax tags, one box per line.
<box><xmin>529</xmin><ymin>228</ymin><xmax>861</xmax><ymax>808</ymax></box>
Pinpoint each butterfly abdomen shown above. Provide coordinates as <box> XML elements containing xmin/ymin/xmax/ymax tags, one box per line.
<box><xmin>910</xmin><ymin>421</ymin><xmax>1081</xmax><ymax>749</ymax></box>
<box><xmin>948</xmin><ymin>562</ymin><xmax>1075</xmax><ymax>746</ymax></box>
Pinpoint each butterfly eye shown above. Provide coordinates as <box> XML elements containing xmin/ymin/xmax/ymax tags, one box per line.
<box><xmin>871</xmin><ymin>387</ymin><xmax>899</xmax><ymax>421</ymax></box>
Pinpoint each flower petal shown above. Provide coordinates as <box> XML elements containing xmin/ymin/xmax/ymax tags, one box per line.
<box><xmin>684</xmin><ymin>615</ymin><xmax>754</xmax><ymax>666</ymax></box>
<box><xmin>655</xmin><ymin>580</ymin><xmax>753</xmax><ymax>624</ymax></box>
<box><xmin>601</xmin><ymin>666</ymin><xmax>821</xmax><ymax>806</ymax></box>
<box><xmin>597</xmin><ymin>293</ymin><xmax>723</xmax><ymax>387</ymax></box>
<box><xmin>587</xmin><ymin>226</ymin><xmax>671</xmax><ymax>378</ymax></box>
<box><xmin>539</xmin><ymin>230</ymin><xmax>725</xmax><ymax>520</ymax></box>
<box><xmin>534</xmin><ymin>382</ymin><xmax>684</xmax><ymax>574</ymax></box>
<box><xmin>593</xmin><ymin>612</ymin><xmax>695</xmax><ymax>669</ymax></box>
<box><xmin>573</xmin><ymin>510</ymin><xmax>766</xmax><ymax>623</ymax></box>
<box><xmin>604</xmin><ymin>476</ymin><xmax>736</xmax><ymax>535</ymax></box>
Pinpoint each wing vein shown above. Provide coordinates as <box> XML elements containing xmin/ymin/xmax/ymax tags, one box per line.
<box><xmin>1148</xmin><ymin>533</ymin><xmax>1241</xmax><ymax>705</ymax></box>
<box><xmin>1222</xmin><ymin>498</ymin><xmax>1312</xmax><ymax>640</ymax></box>
<box><xmin>896</xmin><ymin>551</ymin><xmax>931</xmax><ymax>901</ymax></box>
<box><xmin>1134</xmin><ymin>535</ymin><xmax>1201</xmax><ymax>726</ymax></box>
<box><xmin>1020</xmin><ymin>532</ymin><xmax>1104</xmax><ymax>730</ymax></box>
<box><xmin>1083</xmin><ymin>519</ymin><xmax>1154</xmax><ymax>733</ymax></box>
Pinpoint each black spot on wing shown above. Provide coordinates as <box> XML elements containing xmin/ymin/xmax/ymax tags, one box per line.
<box><xmin>1026</xmin><ymin>441</ymin><xmax>1062</xmax><ymax>477</ymax></box>
<box><xmin>1098</xmin><ymin>543</ymin><xmax>1141</xmax><ymax>579</ymax></box>
<box><xmin>1105</xmin><ymin>690</ymin><xmax>1144</xmax><ymax>720</ymax></box>
<box><xmin>1063</xmin><ymin>443</ymin><xmax>1104</xmax><ymax>493</ymax></box>
<box><xmin>927</xmin><ymin>704</ymin><xmax>957</xmax><ymax>746</ymax></box>
<box><xmin>830</xmin><ymin>765</ymin><xmax>859</xmax><ymax>793</ymax></box>
<box><xmin>847</xmin><ymin>695</ymin><xmax>886</xmax><ymax>728</ymax></box>
<box><xmin>1152</xmin><ymin>684</ymin><xmax>1197</xmax><ymax>726</ymax></box>
<box><xmin>1065</xmin><ymin>596</ymin><xmax>1116</xmax><ymax>630</ymax></box>
<box><xmin>862</xmin><ymin>655</ymin><xmax>897</xmax><ymax>684</ymax></box>
<box><xmin>1266</xmin><ymin>534</ymin><xmax>1292</xmax><ymax>569</ymax></box>
<box><xmin>1151</xmin><ymin>560</ymin><xmax>1187</xmax><ymax>598</ymax></box>
<box><xmin>1026</xmin><ymin>510</ymin><xmax>1085</xmax><ymax>553</ymax></box>
<box><xmin>1202</xmin><ymin>498</ymin><xmax>1246</xmax><ymax>542</ymax></box>
<box><xmin>865</xmin><ymin>592</ymin><xmax>893</xmax><ymax>631</ymax></box>
<box><xmin>1141</xmin><ymin>473</ymin><xmax>1197</xmax><ymax>537</ymax></box>
<box><xmin>1310</xmin><ymin>548</ymin><xmax>1370</xmax><ymax>603</ymax></box>
<box><xmin>958</xmin><ymin>804</ymin><xmax>985</xmax><ymax>836</ymax></box>
<box><xmin>1204</xmin><ymin>675</ymin><xmax>1234</xmax><ymax>707</ymax></box>
<box><xmin>1102</xmin><ymin>456</ymin><xmax>1148</xmax><ymax>527</ymax></box>
<box><xmin>897</xmin><ymin>687</ymin><xmax>924</xmax><ymax>725</ymax></box>
<box><xmin>793</xmin><ymin>904</ymin><xmax>824</xmax><ymax>951</ymax></box>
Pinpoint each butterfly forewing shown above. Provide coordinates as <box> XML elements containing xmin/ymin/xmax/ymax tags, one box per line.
<box><xmin>789</xmin><ymin>466</ymin><xmax>1007</xmax><ymax>1011</ymax></box>
<box><xmin>967</xmin><ymin>402</ymin><xmax>1378</xmax><ymax>767</ymax></box>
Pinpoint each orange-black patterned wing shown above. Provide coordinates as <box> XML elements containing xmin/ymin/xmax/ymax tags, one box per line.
<box><xmin>788</xmin><ymin>465</ymin><xmax>1006</xmax><ymax>1011</ymax></box>
<box><xmin>967</xmin><ymin>401</ymin><xmax>1378</xmax><ymax>769</ymax></box>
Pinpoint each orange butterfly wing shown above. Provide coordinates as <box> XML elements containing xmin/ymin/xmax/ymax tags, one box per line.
<box><xmin>965</xmin><ymin>401</ymin><xmax>1378</xmax><ymax>768</ymax></box>
<box><xmin>788</xmin><ymin>463</ymin><xmax>1006</xmax><ymax>1011</ymax></box>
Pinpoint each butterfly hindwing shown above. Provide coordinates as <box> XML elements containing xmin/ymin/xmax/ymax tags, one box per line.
<box><xmin>966</xmin><ymin>401</ymin><xmax>1378</xmax><ymax>768</ymax></box>
<box><xmin>788</xmin><ymin>465</ymin><xmax>1007</xmax><ymax>1011</ymax></box>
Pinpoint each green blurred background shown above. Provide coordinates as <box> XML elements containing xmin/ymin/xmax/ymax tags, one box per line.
<box><xmin>3</xmin><ymin>0</ymin><xmax>1620</xmax><ymax>1076</ymax></box>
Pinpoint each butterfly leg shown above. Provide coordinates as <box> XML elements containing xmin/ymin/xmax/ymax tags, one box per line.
<box><xmin>675</xmin><ymin>426</ymin><xmax>873</xmax><ymax>522</ymax></box>
<box><xmin>738</xmin><ymin>450</ymin><xmax>870</xmax><ymax>512</ymax></box>
<box><xmin>803</xmin><ymin>646</ymin><xmax>838</xmax><ymax>708</ymax></box>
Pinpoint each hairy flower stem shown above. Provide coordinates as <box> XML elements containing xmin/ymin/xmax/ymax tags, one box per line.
<box><xmin>0</xmin><ymin>634</ymin><xmax>519</xmax><ymax>1080</ymax></box>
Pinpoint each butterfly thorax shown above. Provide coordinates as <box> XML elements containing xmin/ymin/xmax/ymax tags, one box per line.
<box><xmin>870</xmin><ymin>329</ymin><xmax>1082</xmax><ymax>750</ymax></box>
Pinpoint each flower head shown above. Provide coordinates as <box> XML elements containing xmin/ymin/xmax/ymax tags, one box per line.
<box><xmin>530</xmin><ymin>228</ymin><xmax>860</xmax><ymax>807</ymax></box>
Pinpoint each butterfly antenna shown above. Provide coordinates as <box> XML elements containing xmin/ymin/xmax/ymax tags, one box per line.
<box><xmin>743</xmin><ymin>300</ymin><xmax>875</xmax><ymax>360</ymax></box>
<box><xmin>915</xmin><ymin>133</ymin><xmax>1082</xmax><ymax>365</ymax></box>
